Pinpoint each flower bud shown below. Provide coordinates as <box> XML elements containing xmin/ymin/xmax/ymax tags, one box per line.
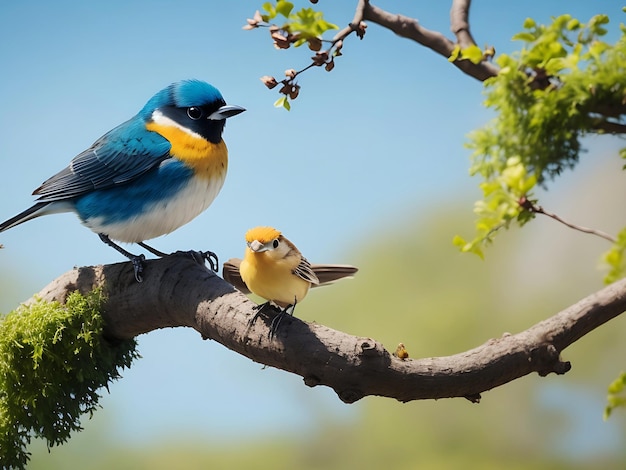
<box><xmin>260</xmin><ymin>76</ymin><xmax>279</xmax><ymax>89</ymax></box>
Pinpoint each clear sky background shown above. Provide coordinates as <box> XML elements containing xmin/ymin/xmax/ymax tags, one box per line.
<box><xmin>1</xmin><ymin>0</ymin><xmax>625</xmax><ymax>457</ymax></box>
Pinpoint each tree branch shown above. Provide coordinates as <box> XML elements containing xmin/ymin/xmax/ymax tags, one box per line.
<box><xmin>450</xmin><ymin>0</ymin><xmax>476</xmax><ymax>47</ymax></box>
<box><xmin>591</xmin><ymin>119</ymin><xmax>626</xmax><ymax>135</ymax></box>
<box><xmin>362</xmin><ymin>1</ymin><xmax>499</xmax><ymax>81</ymax></box>
<box><xmin>520</xmin><ymin>197</ymin><xmax>617</xmax><ymax>243</ymax></box>
<box><xmin>331</xmin><ymin>0</ymin><xmax>366</xmax><ymax>44</ymax></box>
<box><xmin>30</xmin><ymin>254</ymin><xmax>626</xmax><ymax>404</ymax></box>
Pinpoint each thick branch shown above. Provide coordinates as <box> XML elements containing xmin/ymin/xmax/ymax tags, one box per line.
<box><xmin>591</xmin><ymin>120</ymin><xmax>626</xmax><ymax>135</ymax></box>
<box><xmin>33</xmin><ymin>255</ymin><xmax>626</xmax><ymax>404</ymax></box>
<box><xmin>362</xmin><ymin>1</ymin><xmax>499</xmax><ymax>81</ymax></box>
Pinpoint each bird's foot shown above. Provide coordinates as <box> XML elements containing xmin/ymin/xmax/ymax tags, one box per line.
<box><xmin>131</xmin><ymin>254</ymin><xmax>146</xmax><ymax>282</ymax></box>
<box><xmin>284</xmin><ymin>303</ymin><xmax>296</xmax><ymax>317</ymax></box>
<box><xmin>193</xmin><ymin>250</ymin><xmax>219</xmax><ymax>272</ymax></box>
<box><xmin>269</xmin><ymin>310</ymin><xmax>290</xmax><ymax>340</ymax></box>
<box><xmin>268</xmin><ymin>302</ymin><xmax>297</xmax><ymax>340</ymax></box>
<box><xmin>269</xmin><ymin>297</ymin><xmax>298</xmax><ymax>340</ymax></box>
<box><xmin>171</xmin><ymin>249</ymin><xmax>219</xmax><ymax>272</ymax></box>
<box><xmin>98</xmin><ymin>233</ymin><xmax>147</xmax><ymax>282</ymax></box>
<box><xmin>248</xmin><ymin>302</ymin><xmax>273</xmax><ymax>328</ymax></box>
<box><xmin>268</xmin><ymin>310</ymin><xmax>285</xmax><ymax>340</ymax></box>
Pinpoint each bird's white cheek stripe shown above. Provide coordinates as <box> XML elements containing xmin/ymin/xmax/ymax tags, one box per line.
<box><xmin>151</xmin><ymin>109</ymin><xmax>201</xmax><ymax>139</ymax></box>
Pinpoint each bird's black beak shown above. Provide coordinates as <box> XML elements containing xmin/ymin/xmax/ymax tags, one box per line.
<box><xmin>208</xmin><ymin>104</ymin><xmax>246</xmax><ymax>120</ymax></box>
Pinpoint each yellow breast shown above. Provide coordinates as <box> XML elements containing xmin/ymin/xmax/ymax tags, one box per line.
<box><xmin>240</xmin><ymin>250</ymin><xmax>311</xmax><ymax>307</ymax></box>
<box><xmin>145</xmin><ymin>121</ymin><xmax>228</xmax><ymax>180</ymax></box>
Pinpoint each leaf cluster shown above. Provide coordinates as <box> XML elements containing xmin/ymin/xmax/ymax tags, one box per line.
<box><xmin>0</xmin><ymin>290</ymin><xmax>139</xmax><ymax>469</ymax></box>
<box><xmin>245</xmin><ymin>1</ymin><xmax>342</xmax><ymax>111</ymax></box>
<box><xmin>456</xmin><ymin>13</ymin><xmax>626</xmax><ymax>277</ymax></box>
<box><xmin>261</xmin><ymin>1</ymin><xmax>337</xmax><ymax>44</ymax></box>
<box><xmin>603</xmin><ymin>227</ymin><xmax>626</xmax><ymax>284</ymax></box>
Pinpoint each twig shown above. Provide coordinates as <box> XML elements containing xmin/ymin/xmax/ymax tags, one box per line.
<box><xmin>332</xmin><ymin>0</ymin><xmax>366</xmax><ymax>44</ymax></box>
<box><xmin>520</xmin><ymin>197</ymin><xmax>617</xmax><ymax>243</ymax></box>
<box><xmin>256</xmin><ymin>0</ymin><xmax>500</xmax><ymax>100</ymax></box>
<box><xmin>362</xmin><ymin>0</ymin><xmax>499</xmax><ymax>81</ymax></box>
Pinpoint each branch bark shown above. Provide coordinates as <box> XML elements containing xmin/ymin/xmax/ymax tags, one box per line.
<box><xmin>32</xmin><ymin>254</ymin><xmax>626</xmax><ymax>404</ymax></box>
<box><xmin>361</xmin><ymin>0</ymin><xmax>499</xmax><ymax>81</ymax></box>
<box><xmin>591</xmin><ymin>120</ymin><xmax>626</xmax><ymax>135</ymax></box>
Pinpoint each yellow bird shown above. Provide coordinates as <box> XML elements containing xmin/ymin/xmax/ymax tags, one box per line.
<box><xmin>223</xmin><ymin>226</ymin><xmax>358</xmax><ymax>337</ymax></box>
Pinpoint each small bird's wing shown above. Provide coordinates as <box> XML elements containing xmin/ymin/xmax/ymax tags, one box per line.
<box><xmin>222</xmin><ymin>258</ymin><xmax>251</xmax><ymax>294</ymax></box>
<box><xmin>293</xmin><ymin>257</ymin><xmax>320</xmax><ymax>285</ymax></box>
<box><xmin>33</xmin><ymin>119</ymin><xmax>172</xmax><ymax>201</ymax></box>
<box><xmin>309</xmin><ymin>264</ymin><xmax>359</xmax><ymax>285</ymax></box>
<box><xmin>222</xmin><ymin>258</ymin><xmax>358</xmax><ymax>292</ymax></box>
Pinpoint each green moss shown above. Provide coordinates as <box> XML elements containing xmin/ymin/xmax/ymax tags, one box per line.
<box><xmin>0</xmin><ymin>290</ymin><xmax>139</xmax><ymax>469</ymax></box>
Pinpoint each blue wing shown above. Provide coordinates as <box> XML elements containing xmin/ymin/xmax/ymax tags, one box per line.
<box><xmin>33</xmin><ymin>117</ymin><xmax>172</xmax><ymax>202</ymax></box>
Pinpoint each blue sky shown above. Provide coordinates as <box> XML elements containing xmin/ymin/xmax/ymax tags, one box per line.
<box><xmin>0</xmin><ymin>0</ymin><xmax>624</xmax><ymax>448</ymax></box>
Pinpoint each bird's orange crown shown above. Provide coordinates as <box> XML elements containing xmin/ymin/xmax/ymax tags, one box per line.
<box><xmin>245</xmin><ymin>226</ymin><xmax>281</xmax><ymax>244</ymax></box>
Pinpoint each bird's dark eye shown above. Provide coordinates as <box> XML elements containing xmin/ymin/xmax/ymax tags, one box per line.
<box><xmin>187</xmin><ymin>106</ymin><xmax>203</xmax><ymax>120</ymax></box>
<box><xmin>272</xmin><ymin>239</ymin><xmax>279</xmax><ymax>249</ymax></box>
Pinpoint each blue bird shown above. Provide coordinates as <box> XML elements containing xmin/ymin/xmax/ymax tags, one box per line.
<box><xmin>0</xmin><ymin>79</ymin><xmax>245</xmax><ymax>281</ymax></box>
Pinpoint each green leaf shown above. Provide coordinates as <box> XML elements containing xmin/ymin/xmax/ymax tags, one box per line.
<box><xmin>261</xmin><ymin>2</ymin><xmax>277</xmax><ymax>20</ymax></box>
<box><xmin>452</xmin><ymin>235</ymin><xmax>484</xmax><ymax>259</ymax></box>
<box><xmin>512</xmin><ymin>32</ymin><xmax>536</xmax><ymax>43</ymax></box>
<box><xmin>449</xmin><ymin>44</ymin><xmax>461</xmax><ymax>62</ymax></box>
<box><xmin>605</xmin><ymin>372</ymin><xmax>626</xmax><ymax>420</ymax></box>
<box><xmin>566</xmin><ymin>18</ymin><xmax>581</xmax><ymax>31</ymax></box>
<box><xmin>602</xmin><ymin>227</ymin><xmax>626</xmax><ymax>284</ymax></box>
<box><xmin>287</xmin><ymin>7</ymin><xmax>337</xmax><ymax>39</ymax></box>
<box><xmin>461</xmin><ymin>45</ymin><xmax>484</xmax><ymax>64</ymax></box>
<box><xmin>275</xmin><ymin>0</ymin><xmax>293</xmax><ymax>18</ymax></box>
<box><xmin>274</xmin><ymin>96</ymin><xmax>291</xmax><ymax>111</ymax></box>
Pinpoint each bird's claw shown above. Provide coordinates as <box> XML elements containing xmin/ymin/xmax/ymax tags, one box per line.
<box><xmin>248</xmin><ymin>302</ymin><xmax>290</xmax><ymax>340</ymax></box>
<box><xmin>131</xmin><ymin>254</ymin><xmax>146</xmax><ymax>282</ymax></box>
<box><xmin>131</xmin><ymin>248</ymin><xmax>218</xmax><ymax>281</ymax></box>
<box><xmin>183</xmin><ymin>250</ymin><xmax>219</xmax><ymax>272</ymax></box>
<box><xmin>247</xmin><ymin>299</ymin><xmax>298</xmax><ymax>340</ymax></box>
<box><xmin>200</xmin><ymin>250</ymin><xmax>219</xmax><ymax>272</ymax></box>
<box><xmin>268</xmin><ymin>303</ymin><xmax>296</xmax><ymax>340</ymax></box>
<box><xmin>248</xmin><ymin>302</ymin><xmax>271</xmax><ymax>328</ymax></box>
<box><xmin>268</xmin><ymin>311</ymin><xmax>285</xmax><ymax>340</ymax></box>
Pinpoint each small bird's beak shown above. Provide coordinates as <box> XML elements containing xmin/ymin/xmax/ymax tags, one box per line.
<box><xmin>208</xmin><ymin>104</ymin><xmax>246</xmax><ymax>120</ymax></box>
<box><xmin>247</xmin><ymin>240</ymin><xmax>266</xmax><ymax>252</ymax></box>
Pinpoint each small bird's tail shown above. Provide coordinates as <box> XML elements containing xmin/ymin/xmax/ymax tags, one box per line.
<box><xmin>222</xmin><ymin>258</ymin><xmax>250</xmax><ymax>293</ymax></box>
<box><xmin>222</xmin><ymin>258</ymin><xmax>358</xmax><ymax>294</ymax></box>
<box><xmin>309</xmin><ymin>264</ymin><xmax>359</xmax><ymax>285</ymax></box>
<box><xmin>0</xmin><ymin>202</ymin><xmax>71</xmax><ymax>233</ymax></box>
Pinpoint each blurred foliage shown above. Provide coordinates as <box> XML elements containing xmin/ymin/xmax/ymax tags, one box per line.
<box><xmin>605</xmin><ymin>372</ymin><xmax>626</xmax><ymax>420</ymax></box>
<box><xmin>455</xmin><ymin>12</ymin><xmax>626</xmax><ymax>284</ymax></box>
<box><xmin>602</xmin><ymin>227</ymin><xmax>626</xmax><ymax>284</ymax></box>
<box><xmin>0</xmin><ymin>290</ymin><xmax>139</xmax><ymax>469</ymax></box>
